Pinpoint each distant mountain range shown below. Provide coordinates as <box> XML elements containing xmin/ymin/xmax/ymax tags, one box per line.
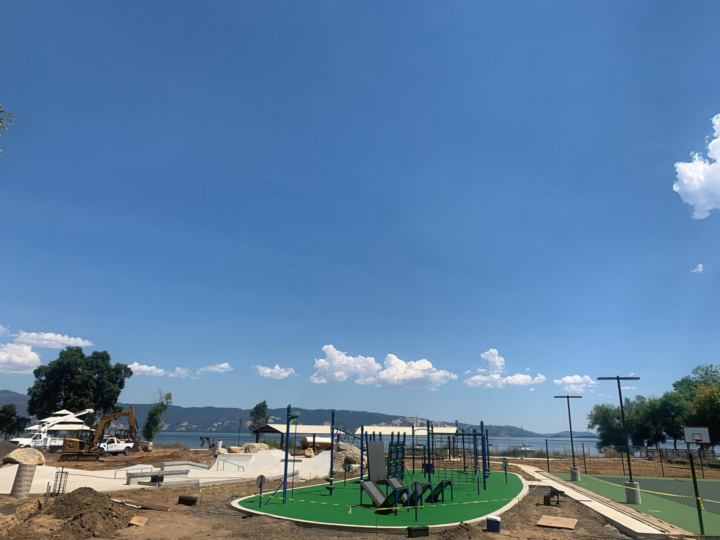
<box><xmin>0</xmin><ymin>389</ymin><xmax>596</xmax><ymax>438</ymax></box>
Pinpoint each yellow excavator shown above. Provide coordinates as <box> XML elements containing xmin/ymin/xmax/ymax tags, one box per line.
<box><xmin>60</xmin><ymin>407</ymin><xmax>152</xmax><ymax>461</ymax></box>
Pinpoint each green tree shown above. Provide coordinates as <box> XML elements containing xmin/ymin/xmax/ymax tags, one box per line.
<box><xmin>587</xmin><ymin>403</ymin><xmax>626</xmax><ymax>448</ymax></box>
<box><xmin>627</xmin><ymin>396</ymin><xmax>666</xmax><ymax>448</ymax></box>
<box><xmin>0</xmin><ymin>404</ymin><xmax>30</xmax><ymax>441</ymax></box>
<box><xmin>250</xmin><ymin>400</ymin><xmax>269</xmax><ymax>429</ymax></box>
<box><xmin>27</xmin><ymin>346</ymin><xmax>132</xmax><ymax>422</ymax></box>
<box><xmin>0</xmin><ymin>105</ymin><xmax>16</xmax><ymax>163</ymax></box>
<box><xmin>673</xmin><ymin>364</ymin><xmax>720</xmax><ymax>400</ymax></box>
<box><xmin>691</xmin><ymin>384</ymin><xmax>720</xmax><ymax>445</ymax></box>
<box><xmin>657</xmin><ymin>391</ymin><xmax>692</xmax><ymax>449</ymax></box>
<box><xmin>142</xmin><ymin>390</ymin><xmax>172</xmax><ymax>442</ymax></box>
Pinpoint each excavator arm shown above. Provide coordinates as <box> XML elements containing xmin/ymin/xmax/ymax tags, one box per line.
<box><xmin>92</xmin><ymin>411</ymin><xmax>129</xmax><ymax>446</ymax></box>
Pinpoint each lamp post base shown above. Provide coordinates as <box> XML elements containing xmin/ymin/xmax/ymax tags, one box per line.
<box><xmin>625</xmin><ymin>482</ymin><xmax>641</xmax><ymax>504</ymax></box>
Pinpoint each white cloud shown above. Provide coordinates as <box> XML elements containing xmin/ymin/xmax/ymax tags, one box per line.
<box><xmin>15</xmin><ymin>331</ymin><xmax>93</xmax><ymax>349</ymax></box>
<box><xmin>691</xmin><ymin>264</ymin><xmax>704</xmax><ymax>273</ymax></box>
<box><xmin>254</xmin><ymin>364</ymin><xmax>296</xmax><ymax>379</ymax></box>
<box><xmin>466</xmin><ymin>372</ymin><xmax>546</xmax><ymax>388</ymax></box>
<box><xmin>464</xmin><ymin>370</ymin><xmax>471</xmax><ymax>375</ymax></box>
<box><xmin>480</xmin><ymin>349</ymin><xmax>505</xmax><ymax>373</ymax></box>
<box><xmin>526</xmin><ymin>367</ymin><xmax>530</xmax><ymax>371</ymax></box>
<box><xmin>128</xmin><ymin>362</ymin><xmax>167</xmax><ymax>376</ymax></box>
<box><xmin>674</xmin><ymin>113</ymin><xmax>720</xmax><ymax>219</ymax></box>
<box><xmin>465</xmin><ymin>348</ymin><xmax>545</xmax><ymax>389</ymax></box>
<box><xmin>621</xmin><ymin>386</ymin><xmax>637</xmax><ymax>390</ymax></box>
<box><xmin>0</xmin><ymin>343</ymin><xmax>42</xmax><ymax>374</ymax></box>
<box><xmin>197</xmin><ymin>362</ymin><xmax>233</xmax><ymax>374</ymax></box>
<box><xmin>310</xmin><ymin>345</ymin><xmax>381</xmax><ymax>385</ymax></box>
<box><xmin>0</xmin><ymin>325</ymin><xmax>10</xmax><ymax>337</ymax></box>
<box><xmin>168</xmin><ymin>367</ymin><xmax>192</xmax><ymax>378</ymax></box>
<box><xmin>553</xmin><ymin>375</ymin><xmax>597</xmax><ymax>393</ymax></box>
<box><xmin>529</xmin><ymin>388</ymin><xmax>535</xmax><ymax>391</ymax></box>
<box><xmin>375</xmin><ymin>354</ymin><xmax>457</xmax><ymax>389</ymax></box>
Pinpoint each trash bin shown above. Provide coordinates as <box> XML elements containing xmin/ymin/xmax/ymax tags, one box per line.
<box><xmin>486</xmin><ymin>515</ymin><xmax>501</xmax><ymax>533</ymax></box>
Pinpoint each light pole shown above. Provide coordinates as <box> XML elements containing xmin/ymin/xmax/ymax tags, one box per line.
<box><xmin>554</xmin><ymin>395</ymin><xmax>581</xmax><ymax>467</ymax></box>
<box><xmin>598</xmin><ymin>375</ymin><xmax>641</xmax><ymax>503</ymax></box>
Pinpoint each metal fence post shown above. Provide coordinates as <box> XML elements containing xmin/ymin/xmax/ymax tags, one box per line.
<box><xmin>546</xmin><ymin>439</ymin><xmax>550</xmax><ymax>473</ymax></box>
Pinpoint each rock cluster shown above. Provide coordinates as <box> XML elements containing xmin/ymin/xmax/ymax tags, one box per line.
<box><xmin>2</xmin><ymin>448</ymin><xmax>45</xmax><ymax>466</ymax></box>
<box><xmin>242</xmin><ymin>442</ymin><xmax>269</xmax><ymax>454</ymax></box>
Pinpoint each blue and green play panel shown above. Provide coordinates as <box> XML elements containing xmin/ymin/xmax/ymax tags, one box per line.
<box><xmin>232</xmin><ymin>471</ymin><xmax>526</xmax><ymax>532</ymax></box>
<box><xmin>555</xmin><ymin>473</ymin><xmax>720</xmax><ymax>535</ymax></box>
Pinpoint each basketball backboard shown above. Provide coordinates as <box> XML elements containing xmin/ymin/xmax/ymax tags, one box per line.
<box><xmin>683</xmin><ymin>426</ymin><xmax>711</xmax><ymax>445</ymax></box>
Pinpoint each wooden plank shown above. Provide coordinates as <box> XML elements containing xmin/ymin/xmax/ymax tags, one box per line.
<box><xmin>536</xmin><ymin>516</ymin><xmax>577</xmax><ymax>530</ymax></box>
<box><xmin>112</xmin><ymin>499</ymin><xmax>171</xmax><ymax>512</ymax></box>
<box><xmin>129</xmin><ymin>516</ymin><xmax>148</xmax><ymax>527</ymax></box>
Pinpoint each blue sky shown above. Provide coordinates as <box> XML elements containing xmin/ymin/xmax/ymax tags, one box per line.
<box><xmin>1</xmin><ymin>2</ymin><xmax>719</xmax><ymax>432</ymax></box>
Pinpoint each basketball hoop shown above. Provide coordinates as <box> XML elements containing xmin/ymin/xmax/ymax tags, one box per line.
<box><xmin>683</xmin><ymin>426</ymin><xmax>711</xmax><ymax>445</ymax></box>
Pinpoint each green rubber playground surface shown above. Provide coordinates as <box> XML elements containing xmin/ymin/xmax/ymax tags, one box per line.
<box><xmin>235</xmin><ymin>471</ymin><xmax>524</xmax><ymax>528</ymax></box>
<box><xmin>555</xmin><ymin>473</ymin><xmax>720</xmax><ymax>535</ymax></box>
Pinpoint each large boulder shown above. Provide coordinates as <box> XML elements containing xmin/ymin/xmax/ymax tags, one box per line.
<box><xmin>228</xmin><ymin>446</ymin><xmax>244</xmax><ymax>454</ymax></box>
<box><xmin>2</xmin><ymin>448</ymin><xmax>45</xmax><ymax>466</ymax></box>
<box><xmin>332</xmin><ymin>442</ymin><xmax>363</xmax><ymax>473</ymax></box>
<box><xmin>215</xmin><ymin>448</ymin><xmax>228</xmax><ymax>456</ymax></box>
<box><xmin>304</xmin><ymin>448</ymin><xmax>314</xmax><ymax>458</ymax></box>
<box><xmin>242</xmin><ymin>443</ymin><xmax>270</xmax><ymax>454</ymax></box>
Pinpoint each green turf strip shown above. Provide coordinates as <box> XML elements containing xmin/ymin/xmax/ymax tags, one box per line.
<box><xmin>555</xmin><ymin>473</ymin><xmax>720</xmax><ymax>535</ymax></box>
<box><xmin>236</xmin><ymin>471</ymin><xmax>523</xmax><ymax>527</ymax></box>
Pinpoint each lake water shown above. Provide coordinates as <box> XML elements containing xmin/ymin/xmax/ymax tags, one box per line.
<box><xmin>152</xmin><ymin>432</ymin><xmax>688</xmax><ymax>456</ymax></box>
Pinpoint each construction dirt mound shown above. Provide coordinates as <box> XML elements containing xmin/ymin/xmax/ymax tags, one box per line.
<box><xmin>47</xmin><ymin>487</ymin><xmax>133</xmax><ymax>538</ymax></box>
<box><xmin>161</xmin><ymin>442</ymin><xmax>187</xmax><ymax>450</ymax></box>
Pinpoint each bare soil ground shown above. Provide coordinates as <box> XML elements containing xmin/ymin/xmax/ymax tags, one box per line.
<box><xmin>1</xmin><ymin>479</ymin><xmax>631</xmax><ymax>540</ymax></box>
<box><xmin>42</xmin><ymin>446</ymin><xmax>216</xmax><ymax>471</ymax></box>
<box><xmin>498</xmin><ymin>455</ymin><xmax>720</xmax><ymax>480</ymax></box>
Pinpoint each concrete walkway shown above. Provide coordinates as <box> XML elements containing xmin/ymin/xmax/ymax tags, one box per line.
<box><xmin>0</xmin><ymin>450</ymin><xmax>331</xmax><ymax>495</ymax></box>
<box><xmin>495</xmin><ymin>461</ymin><xmax>692</xmax><ymax>539</ymax></box>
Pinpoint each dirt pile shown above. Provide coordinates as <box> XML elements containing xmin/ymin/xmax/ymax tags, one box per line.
<box><xmin>161</xmin><ymin>442</ymin><xmax>187</xmax><ymax>450</ymax></box>
<box><xmin>47</xmin><ymin>487</ymin><xmax>133</xmax><ymax>538</ymax></box>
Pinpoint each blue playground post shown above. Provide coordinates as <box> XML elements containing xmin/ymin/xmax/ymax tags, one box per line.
<box><xmin>360</xmin><ymin>425</ymin><xmax>364</xmax><ymax>479</ymax></box>
<box><xmin>427</xmin><ymin>420</ymin><xmax>433</xmax><ymax>486</ymax></box>
<box><xmin>282</xmin><ymin>404</ymin><xmax>296</xmax><ymax>505</ymax></box>
<box><xmin>412</xmin><ymin>425</ymin><xmax>415</xmax><ymax>474</ymax></box>
<box><xmin>485</xmin><ymin>428</ymin><xmax>490</xmax><ymax>473</ymax></box>
<box><xmin>481</xmin><ymin>431</ymin><xmax>487</xmax><ymax>491</ymax></box>
<box><xmin>329</xmin><ymin>409</ymin><xmax>335</xmax><ymax>490</ymax></box>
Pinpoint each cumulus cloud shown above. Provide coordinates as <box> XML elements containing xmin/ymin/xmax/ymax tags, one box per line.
<box><xmin>529</xmin><ymin>388</ymin><xmax>535</xmax><ymax>391</ymax></box>
<box><xmin>0</xmin><ymin>344</ymin><xmax>42</xmax><ymax>374</ymax></box>
<box><xmin>128</xmin><ymin>362</ymin><xmax>167</xmax><ymax>376</ymax></box>
<box><xmin>480</xmin><ymin>349</ymin><xmax>505</xmax><ymax>373</ymax></box>
<box><xmin>254</xmin><ymin>364</ymin><xmax>296</xmax><ymax>379</ymax></box>
<box><xmin>15</xmin><ymin>331</ymin><xmax>93</xmax><ymax>349</ymax></box>
<box><xmin>691</xmin><ymin>264</ymin><xmax>704</xmax><ymax>273</ymax></box>
<box><xmin>129</xmin><ymin>362</ymin><xmax>226</xmax><ymax>378</ymax></box>
<box><xmin>621</xmin><ymin>386</ymin><xmax>637</xmax><ymax>390</ymax></box>
<box><xmin>674</xmin><ymin>113</ymin><xmax>720</xmax><ymax>219</ymax></box>
<box><xmin>197</xmin><ymin>362</ymin><xmax>233</xmax><ymax>374</ymax></box>
<box><xmin>553</xmin><ymin>375</ymin><xmax>597</xmax><ymax>393</ymax></box>
<box><xmin>466</xmin><ymin>372</ymin><xmax>546</xmax><ymax>388</ymax></box>
<box><xmin>376</xmin><ymin>354</ymin><xmax>457</xmax><ymax>389</ymax></box>
<box><xmin>465</xmin><ymin>348</ymin><xmax>546</xmax><ymax>389</ymax></box>
<box><xmin>0</xmin><ymin>325</ymin><xmax>10</xmax><ymax>337</ymax></box>
<box><xmin>310</xmin><ymin>345</ymin><xmax>381</xmax><ymax>385</ymax></box>
<box><xmin>168</xmin><ymin>367</ymin><xmax>193</xmax><ymax>378</ymax></box>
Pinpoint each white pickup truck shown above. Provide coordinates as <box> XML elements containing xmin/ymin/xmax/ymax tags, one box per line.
<box><xmin>11</xmin><ymin>433</ymin><xmax>64</xmax><ymax>449</ymax></box>
<box><xmin>97</xmin><ymin>437</ymin><xmax>136</xmax><ymax>456</ymax></box>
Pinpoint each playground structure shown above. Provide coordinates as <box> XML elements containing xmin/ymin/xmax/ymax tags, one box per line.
<box><xmin>232</xmin><ymin>406</ymin><xmax>527</xmax><ymax>531</ymax></box>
